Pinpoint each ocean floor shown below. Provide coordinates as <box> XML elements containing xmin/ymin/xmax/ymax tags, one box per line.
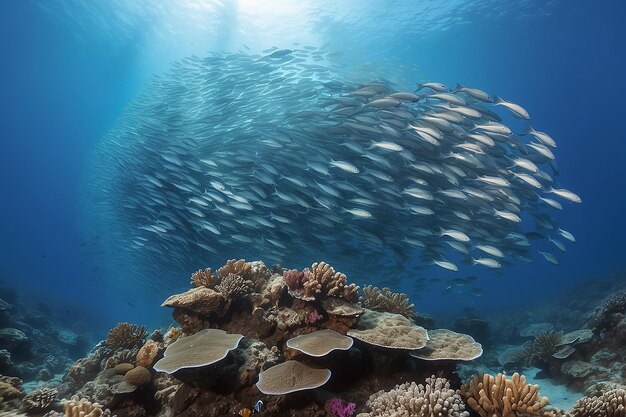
<box><xmin>524</xmin><ymin>367</ymin><xmax>583</xmax><ymax>411</ymax></box>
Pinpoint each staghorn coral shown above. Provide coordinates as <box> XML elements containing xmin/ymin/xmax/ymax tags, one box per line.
<box><xmin>190</xmin><ymin>267</ymin><xmax>218</xmax><ymax>288</ymax></box>
<box><xmin>215</xmin><ymin>273</ymin><xmax>253</xmax><ymax>299</ymax></box>
<box><xmin>570</xmin><ymin>388</ymin><xmax>626</xmax><ymax>417</ymax></box>
<box><xmin>107</xmin><ymin>322</ymin><xmax>147</xmax><ymax>349</ymax></box>
<box><xmin>460</xmin><ymin>372</ymin><xmax>552</xmax><ymax>417</ymax></box>
<box><xmin>359</xmin><ymin>375</ymin><xmax>468</xmax><ymax>417</ymax></box>
<box><xmin>20</xmin><ymin>387</ymin><xmax>57</xmax><ymax>413</ymax></box>
<box><xmin>218</xmin><ymin>258</ymin><xmax>252</xmax><ymax>279</ymax></box>
<box><xmin>523</xmin><ymin>330</ymin><xmax>563</xmax><ymax>366</ymax></box>
<box><xmin>360</xmin><ymin>286</ymin><xmax>417</xmax><ymax>319</ymax></box>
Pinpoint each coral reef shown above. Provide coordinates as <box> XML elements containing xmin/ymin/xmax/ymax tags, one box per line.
<box><xmin>360</xmin><ymin>286</ymin><xmax>416</xmax><ymax>319</ymax></box>
<box><xmin>460</xmin><ymin>373</ymin><xmax>552</xmax><ymax>417</ymax></box>
<box><xmin>357</xmin><ymin>375</ymin><xmax>468</xmax><ymax>417</ymax></box>
<box><xmin>0</xmin><ymin>285</ymin><xmax>85</xmax><ymax>384</ymax></box>
<box><xmin>32</xmin><ymin>259</ymin><xmax>620</xmax><ymax>417</ymax></box>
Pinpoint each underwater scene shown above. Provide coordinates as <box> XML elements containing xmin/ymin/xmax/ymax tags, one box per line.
<box><xmin>1</xmin><ymin>0</ymin><xmax>626</xmax><ymax>416</ymax></box>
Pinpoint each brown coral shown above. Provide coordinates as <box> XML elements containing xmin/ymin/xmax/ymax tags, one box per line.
<box><xmin>218</xmin><ymin>258</ymin><xmax>252</xmax><ymax>279</ymax></box>
<box><xmin>361</xmin><ymin>285</ymin><xmax>417</xmax><ymax>319</ymax></box>
<box><xmin>461</xmin><ymin>372</ymin><xmax>552</xmax><ymax>417</ymax></box>
<box><xmin>107</xmin><ymin>322</ymin><xmax>147</xmax><ymax>349</ymax></box>
<box><xmin>570</xmin><ymin>388</ymin><xmax>626</xmax><ymax>417</ymax></box>
<box><xmin>125</xmin><ymin>366</ymin><xmax>152</xmax><ymax>386</ymax></box>
<box><xmin>287</xmin><ymin>261</ymin><xmax>359</xmax><ymax>302</ymax></box>
<box><xmin>136</xmin><ymin>340</ymin><xmax>160</xmax><ymax>368</ymax></box>
<box><xmin>114</xmin><ymin>363</ymin><xmax>134</xmax><ymax>375</ymax></box>
<box><xmin>190</xmin><ymin>267</ymin><xmax>218</xmax><ymax>288</ymax></box>
<box><xmin>20</xmin><ymin>387</ymin><xmax>58</xmax><ymax>413</ymax></box>
<box><xmin>215</xmin><ymin>273</ymin><xmax>253</xmax><ymax>298</ymax></box>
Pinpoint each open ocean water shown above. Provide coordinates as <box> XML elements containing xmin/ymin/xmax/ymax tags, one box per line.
<box><xmin>1</xmin><ymin>1</ymin><xmax>626</xmax><ymax>416</ymax></box>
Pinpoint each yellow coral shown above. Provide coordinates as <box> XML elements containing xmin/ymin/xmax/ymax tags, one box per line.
<box><xmin>461</xmin><ymin>373</ymin><xmax>551</xmax><ymax>417</ymax></box>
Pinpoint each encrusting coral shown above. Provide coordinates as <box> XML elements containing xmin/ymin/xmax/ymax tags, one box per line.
<box><xmin>360</xmin><ymin>286</ymin><xmax>417</xmax><ymax>319</ymax></box>
<box><xmin>357</xmin><ymin>375</ymin><xmax>468</xmax><ymax>417</ymax></box>
<box><xmin>460</xmin><ymin>372</ymin><xmax>552</xmax><ymax>417</ymax></box>
<box><xmin>107</xmin><ymin>323</ymin><xmax>147</xmax><ymax>349</ymax></box>
<box><xmin>570</xmin><ymin>388</ymin><xmax>626</xmax><ymax>417</ymax></box>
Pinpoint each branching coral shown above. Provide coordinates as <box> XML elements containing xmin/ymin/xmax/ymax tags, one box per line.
<box><xmin>360</xmin><ymin>375</ymin><xmax>468</xmax><ymax>417</ymax></box>
<box><xmin>218</xmin><ymin>259</ymin><xmax>252</xmax><ymax>279</ymax></box>
<box><xmin>570</xmin><ymin>388</ymin><xmax>626</xmax><ymax>417</ymax></box>
<box><xmin>215</xmin><ymin>273</ymin><xmax>253</xmax><ymax>299</ymax></box>
<box><xmin>20</xmin><ymin>387</ymin><xmax>57</xmax><ymax>413</ymax></box>
<box><xmin>523</xmin><ymin>330</ymin><xmax>563</xmax><ymax>366</ymax></box>
<box><xmin>63</xmin><ymin>395</ymin><xmax>114</xmax><ymax>417</ymax></box>
<box><xmin>107</xmin><ymin>322</ymin><xmax>148</xmax><ymax>349</ymax></box>
<box><xmin>360</xmin><ymin>286</ymin><xmax>417</xmax><ymax>319</ymax></box>
<box><xmin>190</xmin><ymin>267</ymin><xmax>218</xmax><ymax>288</ymax></box>
<box><xmin>284</xmin><ymin>262</ymin><xmax>359</xmax><ymax>302</ymax></box>
<box><xmin>460</xmin><ymin>373</ymin><xmax>552</xmax><ymax>417</ymax></box>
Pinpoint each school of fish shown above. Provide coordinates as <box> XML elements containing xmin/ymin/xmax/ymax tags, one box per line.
<box><xmin>83</xmin><ymin>47</ymin><xmax>580</xmax><ymax>294</ymax></box>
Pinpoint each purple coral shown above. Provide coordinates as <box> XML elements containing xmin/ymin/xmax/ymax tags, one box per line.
<box><xmin>283</xmin><ymin>269</ymin><xmax>305</xmax><ymax>291</ymax></box>
<box><xmin>326</xmin><ymin>398</ymin><xmax>356</xmax><ymax>417</ymax></box>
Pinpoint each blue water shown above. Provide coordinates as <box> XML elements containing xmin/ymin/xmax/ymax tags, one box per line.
<box><xmin>1</xmin><ymin>0</ymin><xmax>625</xmax><ymax>332</ymax></box>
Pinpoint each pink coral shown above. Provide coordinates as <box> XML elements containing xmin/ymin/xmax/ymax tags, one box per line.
<box><xmin>326</xmin><ymin>398</ymin><xmax>356</xmax><ymax>417</ymax></box>
<box><xmin>307</xmin><ymin>310</ymin><xmax>322</xmax><ymax>324</ymax></box>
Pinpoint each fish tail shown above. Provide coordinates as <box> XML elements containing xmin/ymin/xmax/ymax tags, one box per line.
<box><xmin>454</xmin><ymin>82</ymin><xmax>464</xmax><ymax>91</ymax></box>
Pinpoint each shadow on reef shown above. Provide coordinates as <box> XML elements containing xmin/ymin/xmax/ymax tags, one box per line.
<box><xmin>2</xmin><ymin>261</ymin><xmax>626</xmax><ymax>417</ymax></box>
